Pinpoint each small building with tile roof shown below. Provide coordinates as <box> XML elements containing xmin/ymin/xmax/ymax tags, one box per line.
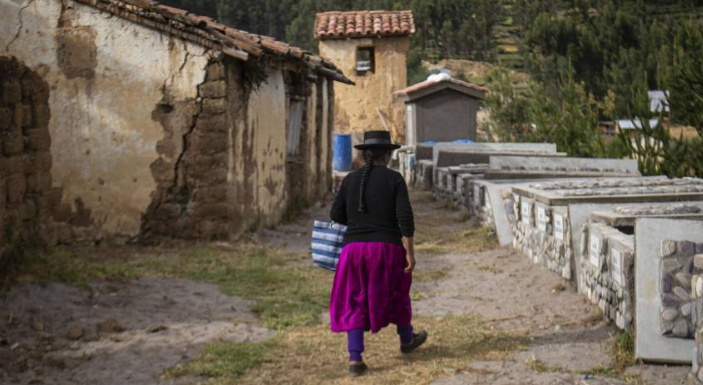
<box><xmin>394</xmin><ymin>73</ymin><xmax>488</xmax><ymax>144</ymax></box>
<box><xmin>315</xmin><ymin>10</ymin><xmax>415</xmax><ymax>146</ymax></box>
<box><xmin>0</xmin><ymin>0</ymin><xmax>353</xmax><ymax>245</ymax></box>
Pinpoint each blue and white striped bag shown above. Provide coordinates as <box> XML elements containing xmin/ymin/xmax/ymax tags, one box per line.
<box><xmin>311</xmin><ymin>220</ymin><xmax>347</xmax><ymax>271</ymax></box>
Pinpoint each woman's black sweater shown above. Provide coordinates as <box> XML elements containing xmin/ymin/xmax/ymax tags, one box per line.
<box><xmin>330</xmin><ymin>165</ymin><xmax>415</xmax><ymax>245</ymax></box>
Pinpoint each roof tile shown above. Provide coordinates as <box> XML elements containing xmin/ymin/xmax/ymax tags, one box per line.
<box><xmin>314</xmin><ymin>10</ymin><xmax>415</xmax><ymax>39</ymax></box>
<box><xmin>71</xmin><ymin>0</ymin><xmax>351</xmax><ymax>83</ymax></box>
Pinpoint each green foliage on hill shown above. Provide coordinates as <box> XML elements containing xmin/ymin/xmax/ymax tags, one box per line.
<box><xmin>160</xmin><ymin>0</ymin><xmax>503</xmax><ymax>60</ymax></box>
<box><xmin>484</xmin><ymin>0</ymin><xmax>703</xmax><ymax>176</ymax></box>
<box><xmin>162</xmin><ymin>0</ymin><xmax>703</xmax><ymax>176</ymax></box>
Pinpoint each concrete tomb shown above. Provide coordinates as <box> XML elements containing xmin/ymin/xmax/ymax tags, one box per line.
<box><xmin>512</xmin><ymin>177</ymin><xmax>703</xmax><ymax>284</ymax></box>
<box><xmin>580</xmin><ymin>222</ymin><xmax>635</xmax><ymax>330</ymax></box>
<box><xmin>579</xmin><ymin>203</ymin><xmax>703</xmax><ymax>332</ymax></box>
<box><xmin>486</xmin><ymin>156</ymin><xmax>640</xmax><ymax>179</ymax></box>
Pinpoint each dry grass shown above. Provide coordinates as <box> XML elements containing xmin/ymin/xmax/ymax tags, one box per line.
<box><xmin>476</xmin><ymin>264</ymin><xmax>502</xmax><ymax>274</ymax></box>
<box><xmin>415</xmin><ymin>225</ymin><xmax>498</xmax><ymax>256</ymax></box>
<box><xmin>221</xmin><ymin>315</ymin><xmax>527</xmax><ymax>385</ymax></box>
<box><xmin>13</xmin><ymin>190</ymin><xmax>518</xmax><ymax>385</ymax></box>
<box><xmin>13</xmin><ymin>242</ymin><xmax>334</xmax><ymax>330</ymax></box>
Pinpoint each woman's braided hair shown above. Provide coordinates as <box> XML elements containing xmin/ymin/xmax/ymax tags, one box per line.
<box><xmin>358</xmin><ymin>148</ymin><xmax>391</xmax><ymax>213</ymax></box>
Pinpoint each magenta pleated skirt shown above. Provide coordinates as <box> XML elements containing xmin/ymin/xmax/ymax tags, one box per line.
<box><xmin>329</xmin><ymin>242</ymin><xmax>413</xmax><ymax>333</ymax></box>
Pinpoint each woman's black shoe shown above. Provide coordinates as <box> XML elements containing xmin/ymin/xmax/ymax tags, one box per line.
<box><xmin>400</xmin><ymin>330</ymin><xmax>428</xmax><ymax>354</ymax></box>
<box><xmin>349</xmin><ymin>362</ymin><xmax>368</xmax><ymax>376</ymax></box>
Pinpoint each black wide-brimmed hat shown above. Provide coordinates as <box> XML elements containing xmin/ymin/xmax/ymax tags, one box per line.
<box><xmin>354</xmin><ymin>130</ymin><xmax>401</xmax><ymax>150</ymax></box>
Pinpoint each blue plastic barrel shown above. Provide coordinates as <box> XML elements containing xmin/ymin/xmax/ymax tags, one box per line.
<box><xmin>332</xmin><ymin>134</ymin><xmax>352</xmax><ymax>172</ymax></box>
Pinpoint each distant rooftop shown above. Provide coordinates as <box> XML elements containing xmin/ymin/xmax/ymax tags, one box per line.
<box><xmin>314</xmin><ymin>10</ymin><xmax>415</xmax><ymax>39</ymax></box>
<box><xmin>617</xmin><ymin>118</ymin><xmax>661</xmax><ymax>130</ymax></box>
<box><xmin>394</xmin><ymin>73</ymin><xmax>489</xmax><ymax>101</ymax></box>
<box><xmin>648</xmin><ymin>90</ymin><xmax>670</xmax><ymax>113</ymax></box>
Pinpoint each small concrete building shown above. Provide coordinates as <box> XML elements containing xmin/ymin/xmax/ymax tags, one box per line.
<box><xmin>0</xmin><ymin>0</ymin><xmax>351</xmax><ymax>250</ymax></box>
<box><xmin>394</xmin><ymin>74</ymin><xmax>488</xmax><ymax>145</ymax></box>
<box><xmin>315</xmin><ymin>10</ymin><xmax>415</xmax><ymax>145</ymax></box>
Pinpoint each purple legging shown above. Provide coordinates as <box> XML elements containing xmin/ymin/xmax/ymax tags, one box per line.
<box><xmin>348</xmin><ymin>325</ymin><xmax>413</xmax><ymax>362</ymax></box>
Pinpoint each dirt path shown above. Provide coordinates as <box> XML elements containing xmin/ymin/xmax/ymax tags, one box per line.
<box><xmin>260</xmin><ymin>190</ymin><xmax>690</xmax><ymax>384</ymax></box>
<box><xmin>0</xmin><ymin>190</ymin><xmax>692</xmax><ymax>384</ymax></box>
<box><xmin>0</xmin><ymin>279</ymin><xmax>273</xmax><ymax>385</ymax></box>
<box><xmin>408</xmin><ymin>192</ymin><xmax>690</xmax><ymax>385</ymax></box>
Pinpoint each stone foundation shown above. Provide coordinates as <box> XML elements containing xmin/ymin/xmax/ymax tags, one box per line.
<box><xmin>692</xmin><ymin>273</ymin><xmax>703</xmax><ymax>382</ymax></box>
<box><xmin>580</xmin><ymin>222</ymin><xmax>634</xmax><ymax>330</ymax></box>
<box><xmin>512</xmin><ymin>195</ymin><xmax>573</xmax><ymax>280</ymax></box>
<box><xmin>658</xmin><ymin>239</ymin><xmax>703</xmax><ymax>338</ymax></box>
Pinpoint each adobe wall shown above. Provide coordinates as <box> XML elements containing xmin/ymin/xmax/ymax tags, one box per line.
<box><xmin>0</xmin><ymin>57</ymin><xmax>53</xmax><ymax>267</ymax></box>
<box><xmin>144</xmin><ymin>58</ymin><xmax>334</xmax><ymax>238</ymax></box>
<box><xmin>1</xmin><ymin>0</ymin><xmax>209</xmax><ymax>242</ymax></box>
<box><xmin>2</xmin><ymin>0</ymin><xmax>335</xmax><ymax>243</ymax></box>
<box><xmin>319</xmin><ymin>36</ymin><xmax>409</xmax><ymax>144</ymax></box>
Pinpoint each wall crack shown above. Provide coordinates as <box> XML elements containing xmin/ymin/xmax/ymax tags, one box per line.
<box><xmin>169</xmin><ymin>49</ymin><xmax>195</xmax><ymax>193</ymax></box>
<box><xmin>5</xmin><ymin>0</ymin><xmax>36</xmax><ymax>52</ymax></box>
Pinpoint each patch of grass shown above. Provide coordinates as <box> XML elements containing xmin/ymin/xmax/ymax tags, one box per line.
<box><xmin>611</xmin><ymin>331</ymin><xmax>635</xmax><ymax>371</ymax></box>
<box><xmin>410</xmin><ymin>288</ymin><xmax>428</xmax><ymax>301</ymax></box>
<box><xmin>413</xmin><ymin>269</ymin><xmax>448</xmax><ymax>282</ymax></box>
<box><xmin>442</xmin><ymin>201</ymin><xmax>457</xmax><ymax>210</ymax></box>
<box><xmin>457</xmin><ymin>211</ymin><xmax>471</xmax><ymax>223</ymax></box>
<box><xmin>581</xmin><ymin>332</ymin><xmax>640</xmax><ymax>382</ymax></box>
<box><xmin>525</xmin><ymin>355</ymin><xmax>558</xmax><ymax>373</ymax></box>
<box><xmin>476</xmin><ymin>264</ymin><xmax>501</xmax><ymax>274</ymax></box>
<box><xmin>415</xmin><ymin>225</ymin><xmax>498</xmax><ymax>256</ymax></box>
<box><xmin>15</xmin><ymin>243</ymin><xmax>333</xmax><ymax>330</ymax></box>
<box><xmin>14</xmin><ymin>248</ymin><xmax>93</xmax><ymax>287</ymax></box>
<box><xmin>233</xmin><ymin>315</ymin><xmax>527</xmax><ymax>385</ymax></box>
<box><xmin>163</xmin><ymin>341</ymin><xmax>270</xmax><ymax>382</ymax></box>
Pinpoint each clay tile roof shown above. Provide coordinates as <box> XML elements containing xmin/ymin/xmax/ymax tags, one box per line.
<box><xmin>394</xmin><ymin>76</ymin><xmax>489</xmax><ymax>100</ymax></box>
<box><xmin>70</xmin><ymin>0</ymin><xmax>352</xmax><ymax>84</ymax></box>
<box><xmin>314</xmin><ymin>10</ymin><xmax>415</xmax><ymax>39</ymax></box>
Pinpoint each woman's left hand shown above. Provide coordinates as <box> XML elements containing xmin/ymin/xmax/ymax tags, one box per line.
<box><xmin>404</xmin><ymin>253</ymin><xmax>416</xmax><ymax>274</ymax></box>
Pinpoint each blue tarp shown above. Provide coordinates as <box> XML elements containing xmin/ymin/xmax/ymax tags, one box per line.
<box><xmin>422</xmin><ymin>139</ymin><xmax>474</xmax><ymax>145</ymax></box>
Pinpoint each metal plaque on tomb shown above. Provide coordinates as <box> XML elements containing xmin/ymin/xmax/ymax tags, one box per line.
<box><xmin>554</xmin><ymin>213</ymin><xmax>564</xmax><ymax>241</ymax></box>
<box><xmin>536</xmin><ymin>206</ymin><xmax>547</xmax><ymax>232</ymax></box>
<box><xmin>589</xmin><ymin>234</ymin><xmax>602</xmax><ymax>268</ymax></box>
<box><xmin>521</xmin><ymin>201</ymin><xmax>531</xmax><ymax>226</ymax></box>
<box><xmin>611</xmin><ymin>248</ymin><xmax>623</xmax><ymax>286</ymax></box>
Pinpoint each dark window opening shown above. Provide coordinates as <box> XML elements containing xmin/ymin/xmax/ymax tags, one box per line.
<box><xmin>287</xmin><ymin>97</ymin><xmax>305</xmax><ymax>160</ymax></box>
<box><xmin>356</xmin><ymin>47</ymin><xmax>375</xmax><ymax>75</ymax></box>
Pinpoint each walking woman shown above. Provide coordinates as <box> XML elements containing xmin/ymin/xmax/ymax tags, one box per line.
<box><xmin>329</xmin><ymin>130</ymin><xmax>428</xmax><ymax>376</ymax></box>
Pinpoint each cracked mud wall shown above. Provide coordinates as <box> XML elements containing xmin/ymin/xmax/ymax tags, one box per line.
<box><xmin>1</xmin><ymin>0</ymin><xmax>208</xmax><ymax>241</ymax></box>
<box><xmin>319</xmin><ymin>37</ymin><xmax>409</xmax><ymax>145</ymax></box>
<box><xmin>0</xmin><ymin>56</ymin><xmax>53</xmax><ymax>269</ymax></box>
